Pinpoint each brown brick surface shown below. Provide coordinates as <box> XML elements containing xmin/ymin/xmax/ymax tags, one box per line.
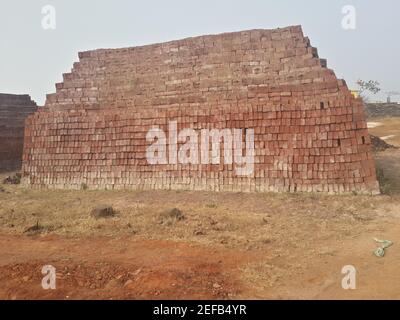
<box><xmin>0</xmin><ymin>94</ymin><xmax>38</xmax><ymax>172</ymax></box>
<box><xmin>22</xmin><ymin>26</ymin><xmax>380</xmax><ymax>194</ymax></box>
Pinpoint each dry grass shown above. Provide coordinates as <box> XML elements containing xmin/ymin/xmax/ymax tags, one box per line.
<box><xmin>1</xmin><ymin>170</ymin><xmax>399</xmax><ymax>251</ymax></box>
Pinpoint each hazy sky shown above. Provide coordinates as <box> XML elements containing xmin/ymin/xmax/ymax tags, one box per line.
<box><xmin>1</xmin><ymin>0</ymin><xmax>399</xmax><ymax>105</ymax></box>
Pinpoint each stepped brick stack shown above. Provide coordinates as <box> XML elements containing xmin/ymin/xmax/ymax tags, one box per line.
<box><xmin>0</xmin><ymin>94</ymin><xmax>38</xmax><ymax>172</ymax></box>
<box><xmin>22</xmin><ymin>26</ymin><xmax>380</xmax><ymax>194</ymax></box>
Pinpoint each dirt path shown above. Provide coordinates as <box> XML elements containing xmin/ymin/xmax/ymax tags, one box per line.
<box><xmin>255</xmin><ymin>224</ymin><xmax>400</xmax><ymax>300</ymax></box>
<box><xmin>368</xmin><ymin>117</ymin><xmax>400</xmax><ymax>147</ymax></box>
<box><xmin>0</xmin><ymin>235</ymin><xmax>257</xmax><ymax>300</ymax></box>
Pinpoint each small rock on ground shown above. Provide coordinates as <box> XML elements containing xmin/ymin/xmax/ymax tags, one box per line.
<box><xmin>161</xmin><ymin>208</ymin><xmax>185</xmax><ymax>221</ymax></box>
<box><xmin>90</xmin><ymin>205</ymin><xmax>116</xmax><ymax>219</ymax></box>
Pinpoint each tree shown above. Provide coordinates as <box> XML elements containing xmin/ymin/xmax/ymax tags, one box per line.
<box><xmin>356</xmin><ymin>79</ymin><xmax>381</xmax><ymax>101</ymax></box>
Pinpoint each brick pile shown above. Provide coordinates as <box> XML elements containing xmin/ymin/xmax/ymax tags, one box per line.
<box><xmin>0</xmin><ymin>94</ymin><xmax>38</xmax><ymax>172</ymax></box>
<box><xmin>22</xmin><ymin>26</ymin><xmax>380</xmax><ymax>194</ymax></box>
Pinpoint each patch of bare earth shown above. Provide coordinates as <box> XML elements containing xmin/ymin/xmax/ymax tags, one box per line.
<box><xmin>368</xmin><ymin>117</ymin><xmax>400</xmax><ymax>147</ymax></box>
<box><xmin>0</xmin><ymin>235</ymin><xmax>250</xmax><ymax>300</ymax></box>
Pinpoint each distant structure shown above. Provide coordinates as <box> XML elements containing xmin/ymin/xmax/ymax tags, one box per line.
<box><xmin>22</xmin><ymin>26</ymin><xmax>379</xmax><ymax>194</ymax></box>
<box><xmin>386</xmin><ymin>91</ymin><xmax>400</xmax><ymax>104</ymax></box>
<box><xmin>0</xmin><ymin>94</ymin><xmax>38</xmax><ymax>172</ymax></box>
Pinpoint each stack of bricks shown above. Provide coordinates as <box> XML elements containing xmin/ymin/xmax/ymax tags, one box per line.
<box><xmin>0</xmin><ymin>94</ymin><xmax>38</xmax><ymax>172</ymax></box>
<box><xmin>22</xmin><ymin>25</ymin><xmax>380</xmax><ymax>194</ymax></box>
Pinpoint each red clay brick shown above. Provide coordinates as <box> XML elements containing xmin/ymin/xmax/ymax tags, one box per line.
<box><xmin>21</xmin><ymin>26</ymin><xmax>379</xmax><ymax>194</ymax></box>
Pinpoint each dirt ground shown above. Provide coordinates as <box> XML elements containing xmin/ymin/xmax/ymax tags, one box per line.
<box><xmin>1</xmin><ymin>117</ymin><xmax>400</xmax><ymax>300</ymax></box>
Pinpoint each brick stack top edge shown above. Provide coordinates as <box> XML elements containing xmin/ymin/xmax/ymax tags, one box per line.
<box><xmin>22</xmin><ymin>25</ymin><xmax>380</xmax><ymax>194</ymax></box>
<box><xmin>0</xmin><ymin>93</ymin><xmax>38</xmax><ymax>135</ymax></box>
<box><xmin>44</xmin><ymin>25</ymin><xmax>339</xmax><ymax>112</ymax></box>
<box><xmin>0</xmin><ymin>93</ymin><xmax>38</xmax><ymax>136</ymax></box>
<box><xmin>0</xmin><ymin>93</ymin><xmax>38</xmax><ymax>172</ymax></box>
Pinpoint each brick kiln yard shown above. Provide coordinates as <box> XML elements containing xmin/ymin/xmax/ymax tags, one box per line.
<box><xmin>1</xmin><ymin>26</ymin><xmax>400</xmax><ymax>299</ymax></box>
<box><xmin>0</xmin><ymin>123</ymin><xmax>400</xmax><ymax>299</ymax></box>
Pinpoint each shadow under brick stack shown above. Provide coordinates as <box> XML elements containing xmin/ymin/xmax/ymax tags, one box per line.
<box><xmin>0</xmin><ymin>94</ymin><xmax>38</xmax><ymax>172</ymax></box>
<box><xmin>22</xmin><ymin>25</ymin><xmax>380</xmax><ymax>194</ymax></box>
